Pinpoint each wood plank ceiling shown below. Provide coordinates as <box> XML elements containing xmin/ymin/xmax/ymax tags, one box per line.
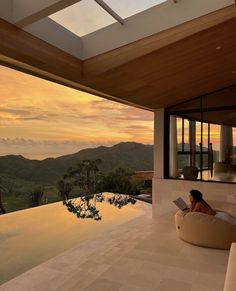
<box><xmin>82</xmin><ymin>17</ymin><xmax>236</xmax><ymax>109</ymax></box>
<box><xmin>0</xmin><ymin>5</ymin><xmax>236</xmax><ymax>111</ymax></box>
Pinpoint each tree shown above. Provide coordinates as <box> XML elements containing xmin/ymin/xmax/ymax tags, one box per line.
<box><xmin>56</xmin><ymin>179</ymin><xmax>73</xmax><ymax>202</ymax></box>
<box><xmin>102</xmin><ymin>167</ymin><xmax>142</xmax><ymax>195</ymax></box>
<box><xmin>0</xmin><ymin>177</ymin><xmax>7</xmax><ymax>214</ymax></box>
<box><xmin>65</xmin><ymin>159</ymin><xmax>102</xmax><ymax>197</ymax></box>
<box><xmin>30</xmin><ymin>187</ymin><xmax>44</xmax><ymax>207</ymax></box>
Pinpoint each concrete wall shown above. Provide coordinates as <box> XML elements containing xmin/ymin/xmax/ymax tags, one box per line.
<box><xmin>152</xmin><ymin>178</ymin><xmax>236</xmax><ymax>219</ymax></box>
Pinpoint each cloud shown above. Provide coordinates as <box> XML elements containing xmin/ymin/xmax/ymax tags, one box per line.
<box><xmin>125</xmin><ymin>125</ymin><xmax>151</xmax><ymax>130</ymax></box>
<box><xmin>0</xmin><ymin>108</ymin><xmax>30</xmax><ymax>115</ymax></box>
<box><xmin>90</xmin><ymin>99</ymin><xmax>125</xmax><ymax>110</ymax></box>
<box><xmin>0</xmin><ymin>137</ymin><xmax>124</xmax><ymax>148</ymax></box>
<box><xmin>0</xmin><ymin>65</ymin><xmax>154</xmax><ymax>159</ymax></box>
<box><xmin>0</xmin><ymin>137</ymin><xmax>123</xmax><ymax>159</ymax></box>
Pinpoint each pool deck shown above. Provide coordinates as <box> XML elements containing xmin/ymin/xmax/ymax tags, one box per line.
<box><xmin>0</xmin><ymin>205</ymin><xmax>229</xmax><ymax>291</ymax></box>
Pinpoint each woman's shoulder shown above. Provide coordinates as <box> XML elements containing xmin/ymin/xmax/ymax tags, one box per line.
<box><xmin>196</xmin><ymin>201</ymin><xmax>203</xmax><ymax>206</ymax></box>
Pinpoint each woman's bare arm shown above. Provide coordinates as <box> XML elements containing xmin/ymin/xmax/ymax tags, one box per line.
<box><xmin>192</xmin><ymin>202</ymin><xmax>202</xmax><ymax>212</ymax></box>
<box><xmin>190</xmin><ymin>201</ymin><xmax>196</xmax><ymax>211</ymax></box>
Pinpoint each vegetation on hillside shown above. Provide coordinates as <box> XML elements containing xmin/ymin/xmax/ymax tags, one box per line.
<box><xmin>0</xmin><ymin>178</ymin><xmax>7</xmax><ymax>214</ymax></box>
<box><xmin>64</xmin><ymin>159</ymin><xmax>103</xmax><ymax>197</ymax></box>
<box><xmin>61</xmin><ymin>161</ymin><xmax>140</xmax><ymax>221</ymax></box>
<box><xmin>0</xmin><ymin>142</ymin><xmax>153</xmax><ymax>185</ymax></box>
<box><xmin>0</xmin><ymin>142</ymin><xmax>152</xmax><ymax>213</ymax></box>
<box><xmin>0</xmin><ymin>145</ymin><xmax>149</xmax><ymax>214</ymax></box>
<box><xmin>1</xmin><ymin>141</ymin><xmax>220</xmax><ymax>214</ymax></box>
<box><xmin>102</xmin><ymin>167</ymin><xmax>143</xmax><ymax>195</ymax></box>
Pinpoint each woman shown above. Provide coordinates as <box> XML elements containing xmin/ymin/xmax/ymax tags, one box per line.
<box><xmin>189</xmin><ymin>189</ymin><xmax>236</xmax><ymax>225</ymax></box>
<box><xmin>189</xmin><ymin>189</ymin><xmax>216</xmax><ymax>215</ymax></box>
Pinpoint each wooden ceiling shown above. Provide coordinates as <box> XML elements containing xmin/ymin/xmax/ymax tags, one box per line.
<box><xmin>0</xmin><ymin>5</ymin><xmax>236</xmax><ymax>111</ymax></box>
<box><xmin>167</xmin><ymin>85</ymin><xmax>236</xmax><ymax>126</ymax></box>
<box><xmin>82</xmin><ymin>17</ymin><xmax>236</xmax><ymax>109</ymax></box>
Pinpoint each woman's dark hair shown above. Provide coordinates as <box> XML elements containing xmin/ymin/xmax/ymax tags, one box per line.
<box><xmin>189</xmin><ymin>189</ymin><xmax>204</xmax><ymax>202</ymax></box>
<box><xmin>190</xmin><ymin>189</ymin><xmax>211</xmax><ymax>209</ymax></box>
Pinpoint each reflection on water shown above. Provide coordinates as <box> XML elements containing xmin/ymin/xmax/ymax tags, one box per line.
<box><xmin>65</xmin><ymin>195</ymin><xmax>103</xmax><ymax>221</ymax></box>
<box><xmin>64</xmin><ymin>194</ymin><xmax>137</xmax><ymax>220</ymax></box>
<box><xmin>0</xmin><ymin>193</ymin><xmax>149</xmax><ymax>285</ymax></box>
<box><xmin>107</xmin><ymin>194</ymin><xmax>136</xmax><ymax>208</ymax></box>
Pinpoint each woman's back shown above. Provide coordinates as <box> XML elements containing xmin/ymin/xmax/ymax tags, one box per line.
<box><xmin>193</xmin><ymin>201</ymin><xmax>216</xmax><ymax>216</ymax></box>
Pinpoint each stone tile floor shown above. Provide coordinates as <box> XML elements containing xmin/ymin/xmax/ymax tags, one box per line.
<box><xmin>0</xmin><ymin>209</ymin><xmax>229</xmax><ymax>291</ymax></box>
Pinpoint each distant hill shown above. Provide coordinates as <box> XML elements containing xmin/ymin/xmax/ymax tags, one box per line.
<box><xmin>0</xmin><ymin>142</ymin><xmax>153</xmax><ymax>186</ymax></box>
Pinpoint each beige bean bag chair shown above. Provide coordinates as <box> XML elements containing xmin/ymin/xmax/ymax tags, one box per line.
<box><xmin>175</xmin><ymin>210</ymin><xmax>236</xmax><ymax>249</ymax></box>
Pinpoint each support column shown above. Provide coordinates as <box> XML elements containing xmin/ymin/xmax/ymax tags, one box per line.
<box><xmin>220</xmin><ymin>125</ymin><xmax>233</xmax><ymax>163</ymax></box>
<box><xmin>152</xmin><ymin>109</ymin><xmax>165</xmax><ymax>218</ymax></box>
<box><xmin>153</xmin><ymin>109</ymin><xmax>165</xmax><ymax>180</ymax></box>
<box><xmin>169</xmin><ymin>115</ymin><xmax>178</xmax><ymax>178</ymax></box>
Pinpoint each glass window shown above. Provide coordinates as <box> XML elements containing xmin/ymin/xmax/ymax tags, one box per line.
<box><xmin>104</xmin><ymin>0</ymin><xmax>167</xmax><ymax>19</ymax></box>
<box><xmin>184</xmin><ymin>119</ymin><xmax>189</xmax><ymax>151</ymax></box>
<box><xmin>167</xmin><ymin>86</ymin><xmax>236</xmax><ymax>183</ymax></box>
<box><xmin>49</xmin><ymin>0</ymin><xmax>116</xmax><ymax>37</ymax></box>
<box><xmin>176</xmin><ymin>117</ymin><xmax>182</xmax><ymax>146</ymax></box>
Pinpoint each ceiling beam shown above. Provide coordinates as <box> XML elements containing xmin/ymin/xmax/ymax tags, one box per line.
<box><xmin>23</xmin><ymin>18</ymin><xmax>83</xmax><ymax>59</ymax></box>
<box><xmin>0</xmin><ymin>18</ymin><xmax>83</xmax><ymax>81</ymax></box>
<box><xmin>83</xmin><ymin>4</ymin><xmax>236</xmax><ymax>76</ymax></box>
<box><xmin>0</xmin><ymin>19</ymin><xmax>150</xmax><ymax>112</ymax></box>
<box><xmin>94</xmin><ymin>0</ymin><xmax>124</xmax><ymax>25</ymax></box>
<box><xmin>13</xmin><ymin>0</ymin><xmax>81</xmax><ymax>28</ymax></box>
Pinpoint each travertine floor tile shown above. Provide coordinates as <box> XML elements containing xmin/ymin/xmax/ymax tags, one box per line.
<box><xmin>83</xmin><ymin>278</ymin><xmax>122</xmax><ymax>291</ymax></box>
<box><xmin>119</xmin><ymin>284</ymin><xmax>157</xmax><ymax>291</ymax></box>
<box><xmin>194</xmin><ymin>272</ymin><xmax>226</xmax><ymax>290</ymax></box>
<box><xmin>101</xmin><ymin>265</ymin><xmax>133</xmax><ymax>284</ymax></box>
<box><xmin>157</xmin><ymin>278</ymin><xmax>192</xmax><ymax>291</ymax></box>
<box><xmin>78</xmin><ymin>260</ymin><xmax>110</xmax><ymax>276</ymax></box>
<box><xmin>0</xmin><ymin>209</ymin><xmax>229</xmax><ymax>291</ymax></box>
<box><xmin>164</xmin><ymin>266</ymin><xmax>198</xmax><ymax>284</ymax></box>
<box><xmin>190</xmin><ymin>284</ymin><xmax>220</xmax><ymax>291</ymax></box>
<box><xmin>126</xmin><ymin>271</ymin><xmax>162</xmax><ymax>289</ymax></box>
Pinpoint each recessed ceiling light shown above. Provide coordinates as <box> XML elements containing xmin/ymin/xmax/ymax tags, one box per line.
<box><xmin>216</xmin><ymin>46</ymin><xmax>222</xmax><ymax>50</ymax></box>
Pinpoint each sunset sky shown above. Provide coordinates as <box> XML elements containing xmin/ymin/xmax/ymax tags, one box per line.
<box><xmin>0</xmin><ymin>66</ymin><xmax>153</xmax><ymax>159</ymax></box>
<box><xmin>0</xmin><ymin>64</ymin><xmax>231</xmax><ymax>160</ymax></box>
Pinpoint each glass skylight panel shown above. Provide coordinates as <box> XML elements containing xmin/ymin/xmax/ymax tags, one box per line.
<box><xmin>103</xmin><ymin>0</ymin><xmax>167</xmax><ymax>19</ymax></box>
<box><xmin>49</xmin><ymin>0</ymin><xmax>116</xmax><ymax>37</ymax></box>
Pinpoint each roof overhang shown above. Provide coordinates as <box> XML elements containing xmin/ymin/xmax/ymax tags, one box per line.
<box><xmin>0</xmin><ymin>1</ymin><xmax>236</xmax><ymax>111</ymax></box>
<box><xmin>1</xmin><ymin>0</ymin><xmax>234</xmax><ymax>60</ymax></box>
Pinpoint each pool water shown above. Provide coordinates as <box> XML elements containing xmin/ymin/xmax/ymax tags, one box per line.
<box><xmin>0</xmin><ymin>193</ymin><xmax>150</xmax><ymax>285</ymax></box>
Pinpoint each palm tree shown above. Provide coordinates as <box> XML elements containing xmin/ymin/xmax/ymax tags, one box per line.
<box><xmin>0</xmin><ymin>177</ymin><xmax>7</xmax><ymax>214</ymax></box>
<box><xmin>56</xmin><ymin>179</ymin><xmax>72</xmax><ymax>202</ymax></box>
<box><xmin>66</xmin><ymin>159</ymin><xmax>102</xmax><ymax>197</ymax></box>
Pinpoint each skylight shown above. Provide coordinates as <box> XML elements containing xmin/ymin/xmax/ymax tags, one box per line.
<box><xmin>49</xmin><ymin>0</ymin><xmax>116</xmax><ymax>37</ymax></box>
<box><xmin>103</xmin><ymin>0</ymin><xmax>168</xmax><ymax>19</ymax></box>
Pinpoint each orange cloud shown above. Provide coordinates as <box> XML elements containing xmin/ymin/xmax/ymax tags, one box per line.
<box><xmin>0</xmin><ymin>66</ymin><xmax>153</xmax><ymax>159</ymax></box>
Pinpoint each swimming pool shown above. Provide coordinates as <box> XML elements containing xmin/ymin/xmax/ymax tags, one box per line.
<box><xmin>0</xmin><ymin>193</ymin><xmax>150</xmax><ymax>285</ymax></box>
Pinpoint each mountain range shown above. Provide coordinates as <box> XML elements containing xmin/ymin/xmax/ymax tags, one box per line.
<box><xmin>0</xmin><ymin>142</ymin><xmax>153</xmax><ymax>186</ymax></box>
